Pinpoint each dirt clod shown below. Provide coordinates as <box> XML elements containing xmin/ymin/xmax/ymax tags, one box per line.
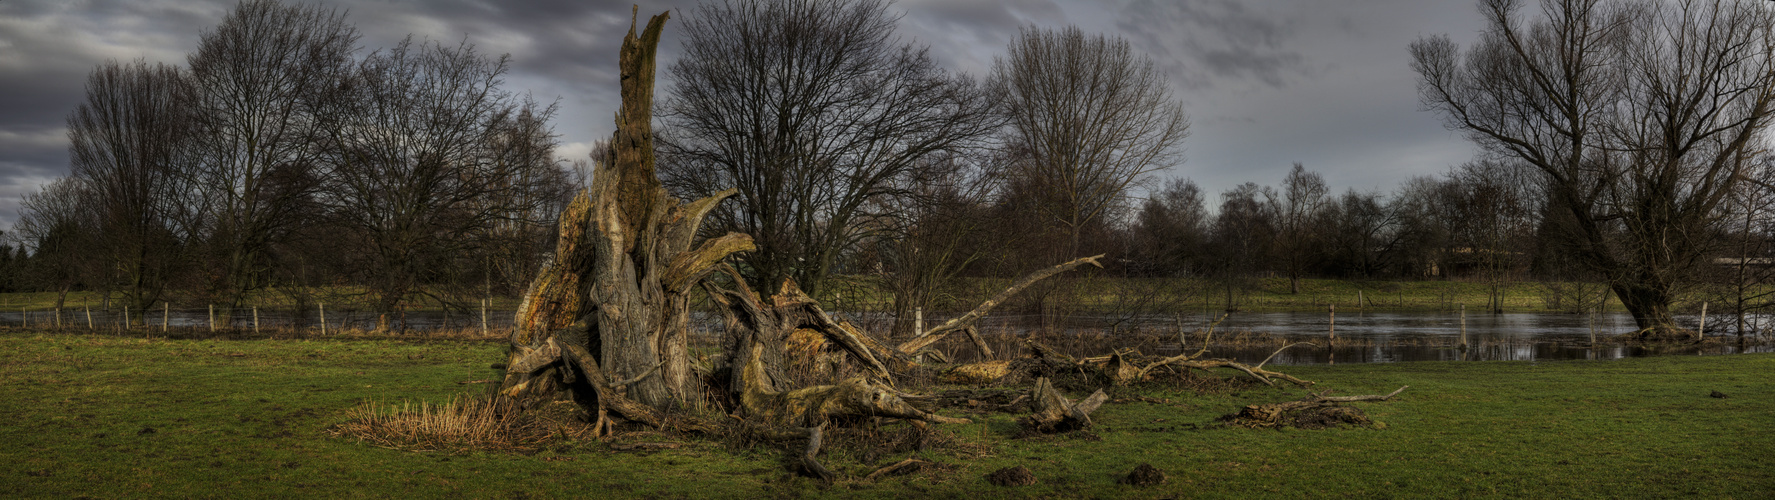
<box><xmin>986</xmin><ymin>466</ymin><xmax>1037</xmax><ymax>486</ymax></box>
<box><xmin>1119</xmin><ymin>463</ymin><xmax>1165</xmax><ymax>486</ymax></box>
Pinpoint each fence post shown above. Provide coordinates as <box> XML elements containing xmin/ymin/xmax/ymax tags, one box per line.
<box><xmin>320</xmin><ymin>302</ymin><xmax>327</xmax><ymax>336</ymax></box>
<box><xmin>1328</xmin><ymin>304</ymin><xmax>1336</xmax><ymax>340</ymax></box>
<box><xmin>86</xmin><ymin>305</ymin><xmax>93</xmax><ymax>330</ymax></box>
<box><xmin>163</xmin><ymin>303</ymin><xmax>169</xmax><ymax>333</ymax></box>
<box><xmin>1459</xmin><ymin>304</ymin><xmax>1468</xmax><ymax>349</ymax></box>
<box><xmin>209</xmin><ymin>304</ymin><xmax>216</xmax><ymax>333</ymax></box>
<box><xmin>56</xmin><ymin>308</ymin><xmax>61</xmax><ymax>329</ymax></box>
<box><xmin>21</xmin><ymin>307</ymin><xmax>27</xmax><ymax>329</ymax></box>
<box><xmin>481</xmin><ymin>299</ymin><xmax>488</xmax><ymax>336</ymax></box>
<box><xmin>253</xmin><ymin>307</ymin><xmax>259</xmax><ymax>334</ymax></box>
<box><xmin>124</xmin><ymin>306</ymin><xmax>130</xmax><ymax>330</ymax></box>
<box><xmin>1589</xmin><ymin>306</ymin><xmax>1598</xmax><ymax>347</ymax></box>
<box><xmin>1697</xmin><ymin>302</ymin><xmax>1708</xmax><ymax>340</ymax></box>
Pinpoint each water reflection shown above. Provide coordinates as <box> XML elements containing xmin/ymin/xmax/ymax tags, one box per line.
<box><xmin>14</xmin><ymin>307</ymin><xmax>1771</xmax><ymax>364</ymax></box>
<box><xmin>1147</xmin><ymin>311</ymin><xmax>1774</xmax><ymax>365</ymax></box>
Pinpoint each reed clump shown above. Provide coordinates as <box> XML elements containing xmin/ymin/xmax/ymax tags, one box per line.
<box><xmin>329</xmin><ymin>394</ymin><xmax>592</xmax><ymax>452</ymax></box>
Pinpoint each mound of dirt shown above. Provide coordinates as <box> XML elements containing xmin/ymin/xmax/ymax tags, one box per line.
<box><xmin>986</xmin><ymin>466</ymin><xmax>1037</xmax><ymax>486</ymax></box>
<box><xmin>1118</xmin><ymin>463</ymin><xmax>1165</xmax><ymax>485</ymax></box>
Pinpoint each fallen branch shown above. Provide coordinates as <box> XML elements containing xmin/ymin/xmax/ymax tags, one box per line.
<box><xmin>864</xmin><ymin>458</ymin><xmax>930</xmax><ymax>481</ymax></box>
<box><xmin>898</xmin><ymin>255</ymin><xmax>1104</xmax><ymax>354</ymax></box>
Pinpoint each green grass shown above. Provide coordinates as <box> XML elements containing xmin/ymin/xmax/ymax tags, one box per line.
<box><xmin>2</xmin><ymin>330</ymin><xmax>1771</xmax><ymax>498</ymax></box>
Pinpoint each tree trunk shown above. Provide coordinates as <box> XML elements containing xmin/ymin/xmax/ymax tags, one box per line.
<box><xmin>1613</xmin><ymin>280</ymin><xmax>1680</xmax><ymax>340</ymax></box>
<box><xmin>499</xmin><ymin>10</ymin><xmax>755</xmax><ymax>415</ymax></box>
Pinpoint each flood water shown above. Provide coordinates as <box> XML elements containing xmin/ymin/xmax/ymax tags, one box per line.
<box><xmin>1093</xmin><ymin>310</ymin><xmax>1775</xmax><ymax>365</ymax></box>
<box><xmin>15</xmin><ymin>307</ymin><xmax>1772</xmax><ymax>365</ymax></box>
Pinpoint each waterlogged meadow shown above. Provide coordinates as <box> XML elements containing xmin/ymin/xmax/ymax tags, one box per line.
<box><xmin>0</xmin><ymin>330</ymin><xmax>1769</xmax><ymax>498</ymax></box>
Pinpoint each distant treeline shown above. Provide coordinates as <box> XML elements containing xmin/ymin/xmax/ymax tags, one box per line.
<box><xmin>8</xmin><ymin>0</ymin><xmax>1775</xmax><ymax>339</ymax></box>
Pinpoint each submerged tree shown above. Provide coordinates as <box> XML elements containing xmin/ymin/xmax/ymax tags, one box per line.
<box><xmin>1412</xmin><ymin>0</ymin><xmax>1775</xmax><ymax>338</ymax></box>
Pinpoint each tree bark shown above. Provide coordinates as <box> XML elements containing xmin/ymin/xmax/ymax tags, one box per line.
<box><xmin>500</xmin><ymin>10</ymin><xmax>754</xmax><ymax>414</ymax></box>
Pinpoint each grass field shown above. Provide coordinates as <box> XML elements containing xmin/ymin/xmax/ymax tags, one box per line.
<box><xmin>1</xmin><ymin>330</ymin><xmax>1769</xmax><ymax>498</ymax></box>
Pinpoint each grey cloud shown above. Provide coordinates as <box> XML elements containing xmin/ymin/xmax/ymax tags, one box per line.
<box><xmin>1115</xmin><ymin>0</ymin><xmax>1308</xmax><ymax>89</ymax></box>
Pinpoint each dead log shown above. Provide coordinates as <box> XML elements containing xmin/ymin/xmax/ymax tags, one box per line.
<box><xmin>1222</xmin><ymin>386</ymin><xmax>1409</xmax><ymax>429</ymax></box>
<box><xmin>1020</xmin><ymin>377</ymin><xmax>1107</xmax><ymax>433</ymax></box>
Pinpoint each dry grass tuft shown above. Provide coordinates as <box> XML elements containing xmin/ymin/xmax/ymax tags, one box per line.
<box><xmin>329</xmin><ymin>394</ymin><xmax>592</xmax><ymax>452</ymax></box>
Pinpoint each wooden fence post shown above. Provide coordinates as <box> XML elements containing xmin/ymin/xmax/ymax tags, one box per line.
<box><xmin>1328</xmin><ymin>304</ymin><xmax>1336</xmax><ymax>340</ymax></box>
<box><xmin>1459</xmin><ymin>304</ymin><xmax>1468</xmax><ymax>349</ymax></box>
<box><xmin>253</xmin><ymin>307</ymin><xmax>259</xmax><ymax>334</ymax></box>
<box><xmin>1589</xmin><ymin>306</ymin><xmax>1598</xmax><ymax>347</ymax></box>
<box><xmin>320</xmin><ymin>302</ymin><xmax>327</xmax><ymax>336</ymax></box>
<box><xmin>1697</xmin><ymin>302</ymin><xmax>1708</xmax><ymax>340</ymax></box>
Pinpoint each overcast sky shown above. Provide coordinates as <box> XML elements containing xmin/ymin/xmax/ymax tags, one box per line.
<box><xmin>0</xmin><ymin>0</ymin><xmax>1489</xmax><ymax>233</ymax></box>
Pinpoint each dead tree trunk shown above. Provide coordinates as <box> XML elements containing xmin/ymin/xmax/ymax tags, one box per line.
<box><xmin>500</xmin><ymin>10</ymin><xmax>753</xmax><ymax>415</ymax></box>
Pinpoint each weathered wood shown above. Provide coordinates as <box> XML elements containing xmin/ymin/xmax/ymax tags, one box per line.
<box><xmin>1021</xmin><ymin>377</ymin><xmax>1107</xmax><ymax>433</ymax></box>
<box><xmin>1222</xmin><ymin>386</ymin><xmax>1408</xmax><ymax>429</ymax></box>
<box><xmin>500</xmin><ymin>9</ymin><xmax>753</xmax><ymax>414</ymax></box>
<box><xmin>864</xmin><ymin>458</ymin><xmax>929</xmax><ymax>481</ymax></box>
<box><xmin>898</xmin><ymin>255</ymin><xmax>1104</xmax><ymax>354</ymax></box>
<box><xmin>736</xmin><ymin>333</ymin><xmax>966</xmax><ymax>427</ymax></box>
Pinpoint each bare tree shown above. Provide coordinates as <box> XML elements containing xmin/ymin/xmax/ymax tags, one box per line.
<box><xmin>65</xmin><ymin>59</ymin><xmax>200</xmax><ymax>314</ymax></box>
<box><xmin>186</xmin><ymin>0</ymin><xmax>358</xmax><ymax>310</ymax></box>
<box><xmin>1323</xmin><ymin>189</ymin><xmax>1402</xmax><ymax>279</ymax></box>
<box><xmin>988</xmin><ymin>25</ymin><xmax>1189</xmax><ymax>258</ymax></box>
<box><xmin>1412</xmin><ymin>0</ymin><xmax>1775</xmax><ymax>338</ymax></box>
<box><xmin>1446</xmin><ymin>159</ymin><xmax>1539</xmax><ymax>312</ymax></box>
<box><xmin>868</xmin><ymin>152</ymin><xmax>1004</xmax><ymax>339</ymax></box>
<box><xmin>1208</xmin><ymin>182</ymin><xmax>1276</xmax><ymax>311</ymax></box>
<box><xmin>659</xmin><ymin>0</ymin><xmax>999</xmax><ymax>297</ymax></box>
<box><xmin>1717</xmin><ymin>155</ymin><xmax>1775</xmax><ymax>339</ymax></box>
<box><xmin>14</xmin><ymin>178</ymin><xmax>100</xmax><ymax>308</ymax></box>
<box><xmin>1129</xmin><ymin>177</ymin><xmax>1210</xmax><ymax>277</ymax></box>
<box><xmin>319</xmin><ymin>36</ymin><xmax>561</xmax><ymax>319</ymax></box>
<box><xmin>1273</xmin><ymin>163</ymin><xmax>1329</xmax><ymax>293</ymax></box>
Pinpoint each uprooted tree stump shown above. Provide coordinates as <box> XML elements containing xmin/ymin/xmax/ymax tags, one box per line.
<box><xmin>483</xmin><ymin>13</ymin><xmax>1113</xmax><ymax>477</ymax></box>
<box><xmin>1220</xmin><ymin>386</ymin><xmax>1409</xmax><ymax>429</ymax></box>
<box><xmin>498</xmin><ymin>10</ymin><xmax>751</xmax><ymax>434</ymax></box>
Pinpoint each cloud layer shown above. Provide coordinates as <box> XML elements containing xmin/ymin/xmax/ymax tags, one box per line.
<box><xmin>0</xmin><ymin>0</ymin><xmax>1482</xmax><ymax>232</ymax></box>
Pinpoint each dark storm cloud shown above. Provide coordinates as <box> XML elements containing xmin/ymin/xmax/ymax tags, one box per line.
<box><xmin>0</xmin><ymin>0</ymin><xmax>1484</xmax><ymax>231</ymax></box>
<box><xmin>1115</xmin><ymin>0</ymin><xmax>1309</xmax><ymax>89</ymax></box>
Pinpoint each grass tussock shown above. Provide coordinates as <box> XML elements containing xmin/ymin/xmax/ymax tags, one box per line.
<box><xmin>329</xmin><ymin>394</ymin><xmax>591</xmax><ymax>452</ymax></box>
